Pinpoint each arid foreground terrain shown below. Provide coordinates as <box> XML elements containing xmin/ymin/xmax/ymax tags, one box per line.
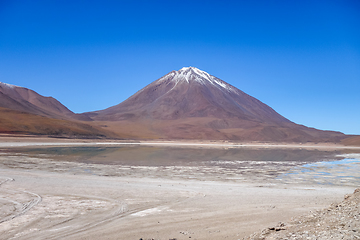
<box><xmin>246</xmin><ymin>188</ymin><xmax>360</xmax><ymax>240</ymax></box>
<box><xmin>0</xmin><ymin>138</ymin><xmax>359</xmax><ymax>240</ymax></box>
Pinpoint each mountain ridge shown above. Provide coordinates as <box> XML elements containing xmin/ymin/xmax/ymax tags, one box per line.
<box><xmin>0</xmin><ymin>67</ymin><xmax>355</xmax><ymax>142</ymax></box>
<box><xmin>0</xmin><ymin>82</ymin><xmax>90</xmax><ymax>121</ymax></box>
<box><xmin>0</xmin><ymin>82</ymin><xmax>112</xmax><ymax>138</ymax></box>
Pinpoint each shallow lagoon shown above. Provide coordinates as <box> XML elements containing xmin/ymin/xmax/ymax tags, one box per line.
<box><xmin>1</xmin><ymin>146</ymin><xmax>359</xmax><ymax>187</ymax></box>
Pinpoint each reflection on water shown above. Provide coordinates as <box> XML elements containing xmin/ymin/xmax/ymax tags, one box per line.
<box><xmin>0</xmin><ymin>146</ymin><xmax>359</xmax><ymax>186</ymax></box>
<box><xmin>2</xmin><ymin>146</ymin><xmax>343</xmax><ymax>165</ymax></box>
<box><xmin>279</xmin><ymin>154</ymin><xmax>360</xmax><ymax>187</ymax></box>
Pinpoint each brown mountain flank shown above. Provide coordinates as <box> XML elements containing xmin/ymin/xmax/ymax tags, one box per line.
<box><xmin>342</xmin><ymin>135</ymin><xmax>360</xmax><ymax>146</ymax></box>
<box><xmin>0</xmin><ymin>107</ymin><xmax>113</xmax><ymax>138</ymax></box>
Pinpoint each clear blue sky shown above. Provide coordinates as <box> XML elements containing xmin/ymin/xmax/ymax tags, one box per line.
<box><xmin>1</xmin><ymin>0</ymin><xmax>359</xmax><ymax>134</ymax></box>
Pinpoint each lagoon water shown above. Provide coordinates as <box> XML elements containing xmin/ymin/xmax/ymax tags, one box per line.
<box><xmin>1</xmin><ymin>146</ymin><xmax>359</xmax><ymax>187</ymax></box>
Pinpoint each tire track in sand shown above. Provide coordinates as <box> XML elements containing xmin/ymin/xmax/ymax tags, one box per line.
<box><xmin>0</xmin><ymin>177</ymin><xmax>42</xmax><ymax>224</ymax></box>
<box><xmin>44</xmin><ymin>191</ymin><xmax>199</xmax><ymax>239</ymax></box>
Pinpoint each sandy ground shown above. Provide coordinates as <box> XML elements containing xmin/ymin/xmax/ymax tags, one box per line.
<box><xmin>0</xmin><ymin>138</ymin><xmax>358</xmax><ymax>240</ymax></box>
<box><xmin>246</xmin><ymin>188</ymin><xmax>360</xmax><ymax>240</ymax></box>
<box><xmin>0</xmin><ymin>168</ymin><xmax>354</xmax><ymax>240</ymax></box>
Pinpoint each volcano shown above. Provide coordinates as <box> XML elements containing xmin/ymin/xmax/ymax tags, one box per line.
<box><xmin>87</xmin><ymin>67</ymin><xmax>345</xmax><ymax>142</ymax></box>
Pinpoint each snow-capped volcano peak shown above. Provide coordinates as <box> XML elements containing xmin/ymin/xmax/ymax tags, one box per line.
<box><xmin>167</xmin><ymin>66</ymin><xmax>236</xmax><ymax>93</ymax></box>
<box><xmin>178</xmin><ymin>66</ymin><xmax>212</xmax><ymax>81</ymax></box>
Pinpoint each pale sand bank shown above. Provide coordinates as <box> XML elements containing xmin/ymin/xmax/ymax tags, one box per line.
<box><xmin>0</xmin><ymin>168</ymin><xmax>354</xmax><ymax>240</ymax></box>
<box><xmin>0</xmin><ymin>166</ymin><xmax>355</xmax><ymax>239</ymax></box>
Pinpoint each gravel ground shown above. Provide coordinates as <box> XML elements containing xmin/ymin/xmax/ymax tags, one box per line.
<box><xmin>245</xmin><ymin>188</ymin><xmax>360</xmax><ymax>240</ymax></box>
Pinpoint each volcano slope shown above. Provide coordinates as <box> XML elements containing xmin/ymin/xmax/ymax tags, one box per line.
<box><xmin>87</xmin><ymin>67</ymin><xmax>345</xmax><ymax>142</ymax></box>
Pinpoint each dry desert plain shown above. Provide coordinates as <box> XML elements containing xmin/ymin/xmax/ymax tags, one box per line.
<box><xmin>0</xmin><ymin>136</ymin><xmax>359</xmax><ymax>240</ymax></box>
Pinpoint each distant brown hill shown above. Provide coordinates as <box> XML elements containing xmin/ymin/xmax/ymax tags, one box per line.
<box><xmin>0</xmin><ymin>82</ymin><xmax>90</xmax><ymax>121</ymax></box>
<box><xmin>0</xmin><ymin>82</ymin><xmax>112</xmax><ymax>138</ymax></box>
<box><xmin>86</xmin><ymin>67</ymin><xmax>346</xmax><ymax>142</ymax></box>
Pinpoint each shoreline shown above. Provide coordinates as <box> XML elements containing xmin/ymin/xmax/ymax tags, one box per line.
<box><xmin>0</xmin><ymin>136</ymin><xmax>359</xmax><ymax>150</ymax></box>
